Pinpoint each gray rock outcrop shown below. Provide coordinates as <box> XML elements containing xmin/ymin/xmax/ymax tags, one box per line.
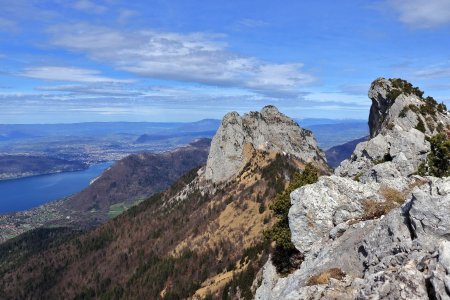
<box><xmin>256</xmin><ymin>177</ymin><xmax>450</xmax><ymax>300</ymax></box>
<box><xmin>256</xmin><ymin>78</ymin><xmax>450</xmax><ymax>300</ymax></box>
<box><xmin>205</xmin><ymin>105</ymin><xmax>327</xmax><ymax>183</ymax></box>
<box><xmin>336</xmin><ymin>128</ymin><xmax>430</xmax><ymax>187</ymax></box>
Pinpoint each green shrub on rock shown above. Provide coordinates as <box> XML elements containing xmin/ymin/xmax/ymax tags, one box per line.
<box><xmin>437</xmin><ymin>102</ymin><xmax>448</xmax><ymax>113</ymax></box>
<box><xmin>415</xmin><ymin>118</ymin><xmax>426</xmax><ymax>133</ymax></box>
<box><xmin>427</xmin><ymin>133</ymin><xmax>450</xmax><ymax>177</ymax></box>
<box><xmin>389</xmin><ymin>78</ymin><xmax>424</xmax><ymax>98</ymax></box>
<box><xmin>417</xmin><ymin>133</ymin><xmax>450</xmax><ymax>177</ymax></box>
<box><xmin>265</xmin><ymin>163</ymin><xmax>318</xmax><ymax>274</ymax></box>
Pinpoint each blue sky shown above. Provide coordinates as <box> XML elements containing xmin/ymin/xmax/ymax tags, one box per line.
<box><xmin>1</xmin><ymin>0</ymin><xmax>450</xmax><ymax>123</ymax></box>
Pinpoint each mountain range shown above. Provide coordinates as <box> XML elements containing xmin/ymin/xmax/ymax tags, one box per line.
<box><xmin>0</xmin><ymin>117</ymin><xmax>366</xmax><ymax>181</ymax></box>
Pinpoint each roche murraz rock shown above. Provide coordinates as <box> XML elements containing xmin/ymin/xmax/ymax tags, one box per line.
<box><xmin>205</xmin><ymin>105</ymin><xmax>327</xmax><ymax>183</ymax></box>
<box><xmin>256</xmin><ymin>78</ymin><xmax>450</xmax><ymax>300</ymax></box>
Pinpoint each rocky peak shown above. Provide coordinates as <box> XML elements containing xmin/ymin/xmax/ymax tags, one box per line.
<box><xmin>368</xmin><ymin>77</ymin><xmax>449</xmax><ymax>138</ymax></box>
<box><xmin>205</xmin><ymin>105</ymin><xmax>327</xmax><ymax>183</ymax></box>
<box><xmin>222</xmin><ymin>111</ymin><xmax>241</xmax><ymax>125</ymax></box>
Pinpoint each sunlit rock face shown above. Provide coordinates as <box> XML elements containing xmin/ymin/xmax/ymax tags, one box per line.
<box><xmin>205</xmin><ymin>105</ymin><xmax>327</xmax><ymax>183</ymax></box>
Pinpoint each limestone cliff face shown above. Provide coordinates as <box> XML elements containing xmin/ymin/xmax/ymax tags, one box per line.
<box><xmin>205</xmin><ymin>105</ymin><xmax>327</xmax><ymax>183</ymax></box>
<box><xmin>256</xmin><ymin>79</ymin><xmax>450</xmax><ymax>300</ymax></box>
<box><xmin>368</xmin><ymin>78</ymin><xmax>394</xmax><ymax>138</ymax></box>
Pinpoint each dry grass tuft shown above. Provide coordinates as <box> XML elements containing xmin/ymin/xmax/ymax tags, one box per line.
<box><xmin>380</xmin><ymin>186</ymin><xmax>404</xmax><ymax>205</ymax></box>
<box><xmin>359</xmin><ymin>187</ymin><xmax>405</xmax><ymax>221</ymax></box>
<box><xmin>306</xmin><ymin>268</ymin><xmax>346</xmax><ymax>286</ymax></box>
<box><xmin>350</xmin><ymin>182</ymin><xmax>429</xmax><ymax>225</ymax></box>
<box><xmin>361</xmin><ymin>199</ymin><xmax>398</xmax><ymax>221</ymax></box>
<box><xmin>407</xmin><ymin>178</ymin><xmax>429</xmax><ymax>192</ymax></box>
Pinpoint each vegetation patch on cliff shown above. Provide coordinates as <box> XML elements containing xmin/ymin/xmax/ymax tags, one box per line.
<box><xmin>418</xmin><ymin>133</ymin><xmax>450</xmax><ymax>177</ymax></box>
<box><xmin>386</xmin><ymin>78</ymin><xmax>424</xmax><ymax>101</ymax></box>
<box><xmin>359</xmin><ymin>187</ymin><xmax>404</xmax><ymax>221</ymax></box>
<box><xmin>387</xmin><ymin>78</ymin><xmax>447</xmax><ymax>122</ymax></box>
<box><xmin>265</xmin><ymin>163</ymin><xmax>319</xmax><ymax>274</ymax></box>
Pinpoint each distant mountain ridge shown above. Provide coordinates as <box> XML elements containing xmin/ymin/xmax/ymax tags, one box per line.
<box><xmin>325</xmin><ymin>136</ymin><xmax>369</xmax><ymax>168</ymax></box>
<box><xmin>0</xmin><ymin>120</ymin><xmax>221</xmax><ymax>137</ymax></box>
<box><xmin>0</xmin><ymin>120</ymin><xmax>221</xmax><ymax>178</ymax></box>
<box><xmin>65</xmin><ymin>138</ymin><xmax>211</xmax><ymax>214</ymax></box>
<box><xmin>303</xmin><ymin>122</ymin><xmax>368</xmax><ymax>150</ymax></box>
<box><xmin>296</xmin><ymin>118</ymin><xmax>366</xmax><ymax>127</ymax></box>
<box><xmin>0</xmin><ymin>155</ymin><xmax>88</xmax><ymax>180</ymax></box>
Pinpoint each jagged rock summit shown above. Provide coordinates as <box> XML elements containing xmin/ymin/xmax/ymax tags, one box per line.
<box><xmin>256</xmin><ymin>78</ymin><xmax>450</xmax><ymax>300</ymax></box>
<box><xmin>205</xmin><ymin>105</ymin><xmax>327</xmax><ymax>183</ymax></box>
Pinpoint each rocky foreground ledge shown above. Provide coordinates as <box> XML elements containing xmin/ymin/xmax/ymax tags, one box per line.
<box><xmin>256</xmin><ymin>78</ymin><xmax>450</xmax><ymax>299</ymax></box>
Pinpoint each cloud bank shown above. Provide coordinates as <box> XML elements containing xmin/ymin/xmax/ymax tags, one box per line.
<box><xmin>48</xmin><ymin>23</ymin><xmax>315</xmax><ymax>98</ymax></box>
<box><xmin>386</xmin><ymin>0</ymin><xmax>450</xmax><ymax>28</ymax></box>
<box><xmin>19</xmin><ymin>66</ymin><xmax>133</xmax><ymax>83</ymax></box>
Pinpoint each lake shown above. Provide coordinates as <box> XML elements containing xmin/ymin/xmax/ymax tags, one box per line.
<box><xmin>0</xmin><ymin>161</ymin><xmax>113</xmax><ymax>213</ymax></box>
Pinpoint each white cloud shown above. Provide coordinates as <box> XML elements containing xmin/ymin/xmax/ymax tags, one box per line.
<box><xmin>19</xmin><ymin>66</ymin><xmax>133</xmax><ymax>83</ymax></box>
<box><xmin>413</xmin><ymin>66</ymin><xmax>450</xmax><ymax>79</ymax></box>
<box><xmin>235</xmin><ymin>18</ymin><xmax>269</xmax><ymax>29</ymax></box>
<box><xmin>339</xmin><ymin>83</ymin><xmax>370</xmax><ymax>95</ymax></box>
<box><xmin>386</xmin><ymin>0</ymin><xmax>450</xmax><ymax>28</ymax></box>
<box><xmin>48</xmin><ymin>23</ymin><xmax>315</xmax><ymax>98</ymax></box>
<box><xmin>0</xmin><ymin>0</ymin><xmax>59</xmax><ymax>24</ymax></box>
<box><xmin>35</xmin><ymin>83</ymin><xmax>141</xmax><ymax>96</ymax></box>
<box><xmin>72</xmin><ymin>0</ymin><xmax>107</xmax><ymax>14</ymax></box>
<box><xmin>305</xmin><ymin>91</ymin><xmax>369</xmax><ymax>106</ymax></box>
<box><xmin>117</xmin><ymin>9</ymin><xmax>138</xmax><ymax>24</ymax></box>
<box><xmin>0</xmin><ymin>17</ymin><xmax>17</xmax><ymax>31</ymax></box>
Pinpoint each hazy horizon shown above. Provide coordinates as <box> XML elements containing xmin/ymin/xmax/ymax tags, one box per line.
<box><xmin>0</xmin><ymin>116</ymin><xmax>369</xmax><ymax>126</ymax></box>
<box><xmin>0</xmin><ymin>116</ymin><xmax>367</xmax><ymax>125</ymax></box>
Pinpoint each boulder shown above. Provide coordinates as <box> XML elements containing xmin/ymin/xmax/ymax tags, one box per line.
<box><xmin>289</xmin><ymin>175</ymin><xmax>380</xmax><ymax>254</ymax></box>
<box><xmin>408</xmin><ymin>177</ymin><xmax>450</xmax><ymax>242</ymax></box>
